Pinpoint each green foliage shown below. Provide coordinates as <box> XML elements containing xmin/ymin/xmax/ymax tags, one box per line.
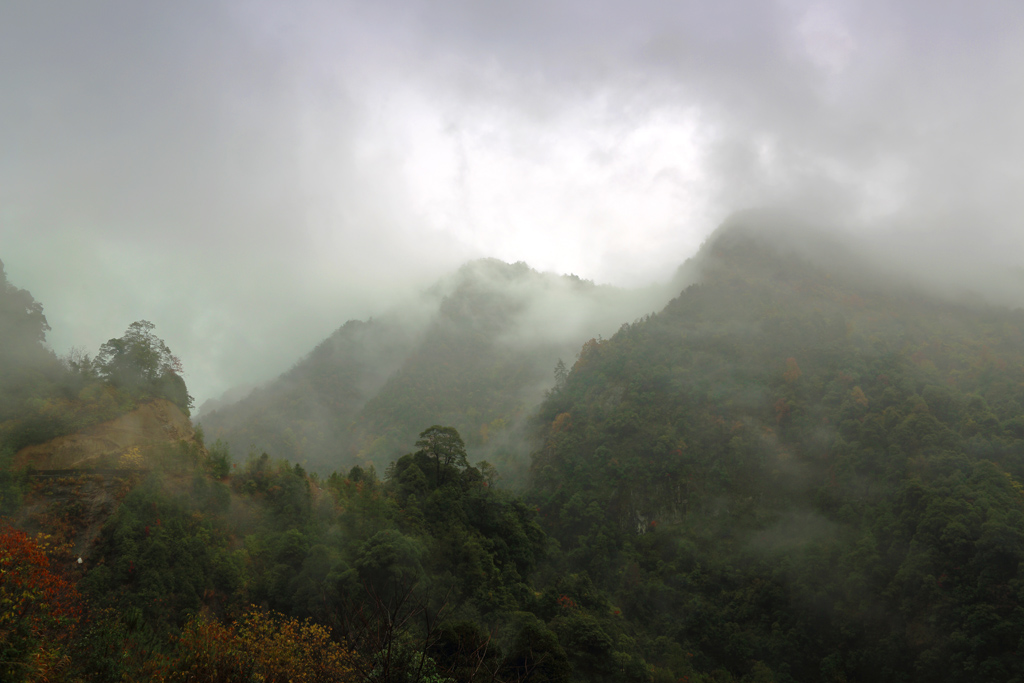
<box><xmin>233</xmin><ymin>451</ymin><xmax>313</xmax><ymax>528</ymax></box>
<box><xmin>198</xmin><ymin>260</ymin><xmax>623</xmax><ymax>476</ymax></box>
<box><xmin>416</xmin><ymin>424</ymin><xmax>470</xmax><ymax>485</ymax></box>
<box><xmin>0</xmin><ymin>258</ymin><xmax>51</xmax><ymax>365</ymax></box>
<box><xmin>0</xmin><ymin>259</ymin><xmax>70</xmax><ymax>447</ymax></box>
<box><xmin>501</xmin><ymin>612</ymin><xmax>571</xmax><ymax>683</ymax></box>
<box><xmin>198</xmin><ymin>317</ymin><xmax>418</xmax><ymax>473</ymax></box>
<box><xmin>0</xmin><ymin>263</ymin><xmax>195</xmax><ymax>451</ymax></box>
<box><xmin>11</xmin><ymin>229</ymin><xmax>1024</xmax><ymax>682</ymax></box>
<box><xmin>81</xmin><ymin>476</ymin><xmax>242</xmax><ymax>633</ymax></box>
<box><xmin>206</xmin><ymin>438</ymin><xmax>232</xmax><ymax>478</ymax></box>
<box><xmin>356</xmin><ymin>529</ymin><xmax>426</xmax><ymax>591</ymax></box>
<box><xmin>0</xmin><ymin>446</ymin><xmax>25</xmax><ymax>514</ymax></box>
<box><xmin>525</xmin><ymin>230</ymin><xmax>1024</xmax><ymax>682</ymax></box>
<box><xmin>96</xmin><ymin>320</ymin><xmax>194</xmax><ymax>413</ymax></box>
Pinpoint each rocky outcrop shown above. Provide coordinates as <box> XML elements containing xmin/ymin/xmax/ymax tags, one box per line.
<box><xmin>14</xmin><ymin>398</ymin><xmax>196</xmax><ymax>470</ymax></box>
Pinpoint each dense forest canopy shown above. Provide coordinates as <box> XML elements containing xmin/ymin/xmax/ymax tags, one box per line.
<box><xmin>3</xmin><ymin>220</ymin><xmax>1024</xmax><ymax>682</ymax></box>
<box><xmin>529</xmin><ymin>226</ymin><xmax>1024</xmax><ymax>681</ymax></box>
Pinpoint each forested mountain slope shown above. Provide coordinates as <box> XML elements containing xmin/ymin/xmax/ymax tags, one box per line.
<box><xmin>6</xmin><ymin>219</ymin><xmax>1024</xmax><ymax>682</ymax></box>
<box><xmin>200</xmin><ymin>259</ymin><xmax>672</xmax><ymax>475</ymax></box>
<box><xmin>196</xmin><ymin>315</ymin><xmax>418</xmax><ymax>473</ymax></box>
<box><xmin>528</xmin><ymin>221</ymin><xmax>1024</xmax><ymax>681</ymax></box>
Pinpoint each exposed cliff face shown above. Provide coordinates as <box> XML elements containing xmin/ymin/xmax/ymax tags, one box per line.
<box><xmin>14</xmin><ymin>398</ymin><xmax>196</xmax><ymax>470</ymax></box>
<box><xmin>12</xmin><ymin>399</ymin><xmax>202</xmax><ymax>560</ymax></box>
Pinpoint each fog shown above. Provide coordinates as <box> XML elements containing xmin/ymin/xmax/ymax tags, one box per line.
<box><xmin>2</xmin><ymin>1</ymin><xmax>1022</xmax><ymax>406</ymax></box>
<box><xmin>196</xmin><ymin>257</ymin><xmax>682</xmax><ymax>475</ymax></box>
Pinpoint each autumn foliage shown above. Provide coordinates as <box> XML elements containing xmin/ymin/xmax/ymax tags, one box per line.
<box><xmin>782</xmin><ymin>356</ymin><xmax>802</xmax><ymax>384</ymax></box>
<box><xmin>0</xmin><ymin>522</ymin><xmax>83</xmax><ymax>682</ymax></box>
<box><xmin>171</xmin><ymin>608</ymin><xmax>357</xmax><ymax>683</ymax></box>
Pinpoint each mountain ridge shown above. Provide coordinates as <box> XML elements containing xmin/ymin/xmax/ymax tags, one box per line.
<box><xmin>6</xmin><ymin>217</ymin><xmax>1024</xmax><ymax>681</ymax></box>
<box><xmin>525</xmin><ymin>217</ymin><xmax>1024</xmax><ymax>680</ymax></box>
<box><xmin>198</xmin><ymin>257</ymin><xmax>678</xmax><ymax>474</ymax></box>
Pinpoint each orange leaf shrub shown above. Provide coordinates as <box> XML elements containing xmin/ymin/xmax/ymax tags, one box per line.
<box><xmin>172</xmin><ymin>608</ymin><xmax>357</xmax><ymax>683</ymax></box>
<box><xmin>0</xmin><ymin>522</ymin><xmax>83</xmax><ymax>682</ymax></box>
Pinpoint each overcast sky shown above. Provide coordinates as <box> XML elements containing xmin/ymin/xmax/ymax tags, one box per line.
<box><xmin>2</xmin><ymin>1</ymin><xmax>1023</xmax><ymax>405</ymax></box>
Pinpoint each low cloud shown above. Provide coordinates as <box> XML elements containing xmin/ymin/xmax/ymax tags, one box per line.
<box><xmin>2</xmin><ymin>0</ymin><xmax>1021</xmax><ymax>403</ymax></box>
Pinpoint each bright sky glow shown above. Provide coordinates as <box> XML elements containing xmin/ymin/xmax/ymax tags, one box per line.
<box><xmin>2</xmin><ymin>0</ymin><xmax>1022</xmax><ymax>405</ymax></box>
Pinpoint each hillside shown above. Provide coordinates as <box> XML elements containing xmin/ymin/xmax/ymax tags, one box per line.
<box><xmin>195</xmin><ymin>315</ymin><xmax>417</xmax><ymax>471</ymax></box>
<box><xmin>14</xmin><ymin>398</ymin><xmax>197</xmax><ymax>471</ymax></box>
<box><xmin>10</xmin><ymin>398</ymin><xmax>206</xmax><ymax>559</ymax></box>
<box><xmin>199</xmin><ymin>258</ymin><xmax>675</xmax><ymax>476</ymax></box>
<box><xmin>6</xmin><ymin>220</ymin><xmax>1024</xmax><ymax>682</ymax></box>
<box><xmin>527</xmin><ymin>218</ymin><xmax>1024</xmax><ymax>681</ymax></box>
<box><xmin>186</xmin><ymin>220</ymin><xmax>1024</xmax><ymax>681</ymax></box>
<box><xmin>1</xmin><ymin>261</ymin><xmax>193</xmax><ymax>458</ymax></box>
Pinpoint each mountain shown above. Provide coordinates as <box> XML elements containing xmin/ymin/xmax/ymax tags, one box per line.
<box><xmin>198</xmin><ymin>258</ymin><xmax>679</xmax><ymax>476</ymax></box>
<box><xmin>195</xmin><ymin>315</ymin><xmax>417</xmax><ymax>472</ymax></box>
<box><xmin>8</xmin><ymin>217</ymin><xmax>1024</xmax><ymax>682</ymax></box>
<box><xmin>526</xmin><ymin>215</ymin><xmax>1024</xmax><ymax>681</ymax></box>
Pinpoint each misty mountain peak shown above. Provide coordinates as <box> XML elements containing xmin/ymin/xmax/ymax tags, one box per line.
<box><xmin>701</xmin><ymin>210</ymin><xmax>859</xmax><ymax>270</ymax></box>
<box><xmin>436</xmin><ymin>258</ymin><xmax>600</xmax><ymax>298</ymax></box>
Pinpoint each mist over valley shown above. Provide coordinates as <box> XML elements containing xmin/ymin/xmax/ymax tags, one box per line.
<box><xmin>4</xmin><ymin>2</ymin><xmax>1024</xmax><ymax>681</ymax></box>
<box><xmin>6</xmin><ymin>215</ymin><xmax>1024</xmax><ymax>680</ymax></box>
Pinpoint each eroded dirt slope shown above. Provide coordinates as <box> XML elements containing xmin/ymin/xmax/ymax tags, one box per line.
<box><xmin>12</xmin><ymin>399</ymin><xmax>203</xmax><ymax>560</ymax></box>
<box><xmin>14</xmin><ymin>398</ymin><xmax>196</xmax><ymax>470</ymax></box>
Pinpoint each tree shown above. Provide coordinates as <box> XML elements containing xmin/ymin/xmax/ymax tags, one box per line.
<box><xmin>95</xmin><ymin>320</ymin><xmax>193</xmax><ymax>411</ymax></box>
<box><xmin>172</xmin><ymin>610</ymin><xmax>357</xmax><ymax>682</ymax></box>
<box><xmin>0</xmin><ymin>259</ymin><xmax>58</xmax><ymax>420</ymax></box>
<box><xmin>96</xmin><ymin>320</ymin><xmax>177</xmax><ymax>386</ymax></box>
<box><xmin>0</xmin><ymin>259</ymin><xmax>50</xmax><ymax>353</ymax></box>
<box><xmin>0</xmin><ymin>523</ymin><xmax>83</xmax><ymax>682</ymax></box>
<box><xmin>553</xmin><ymin>359</ymin><xmax>568</xmax><ymax>390</ymax></box>
<box><xmin>415</xmin><ymin>426</ymin><xmax>468</xmax><ymax>486</ymax></box>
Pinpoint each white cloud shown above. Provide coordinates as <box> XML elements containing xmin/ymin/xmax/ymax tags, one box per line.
<box><xmin>3</xmin><ymin>0</ymin><xmax>1023</xmax><ymax>403</ymax></box>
